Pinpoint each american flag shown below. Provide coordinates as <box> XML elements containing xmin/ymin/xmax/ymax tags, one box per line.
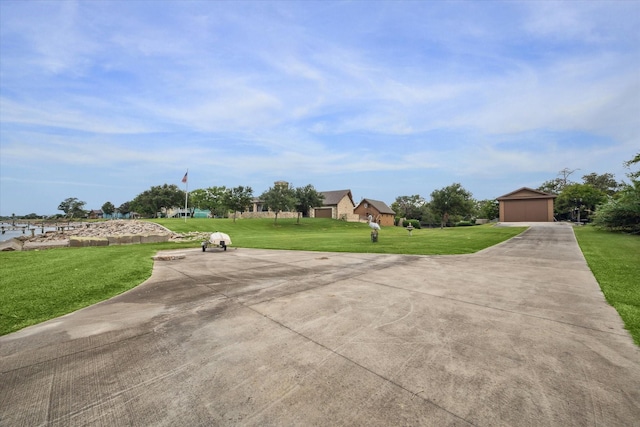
<box><xmin>181</xmin><ymin>171</ymin><xmax>188</xmax><ymax>183</ymax></box>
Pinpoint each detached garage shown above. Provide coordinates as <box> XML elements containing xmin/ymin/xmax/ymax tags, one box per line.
<box><xmin>497</xmin><ymin>187</ymin><xmax>557</xmax><ymax>222</ymax></box>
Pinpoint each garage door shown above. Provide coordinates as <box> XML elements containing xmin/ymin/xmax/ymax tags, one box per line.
<box><xmin>504</xmin><ymin>200</ymin><xmax>548</xmax><ymax>222</ymax></box>
<box><xmin>314</xmin><ymin>208</ymin><xmax>332</xmax><ymax>218</ymax></box>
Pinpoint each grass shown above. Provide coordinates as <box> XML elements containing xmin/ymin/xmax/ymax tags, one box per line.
<box><xmin>151</xmin><ymin>218</ymin><xmax>526</xmax><ymax>255</ymax></box>
<box><xmin>0</xmin><ymin>219</ymin><xmax>524</xmax><ymax>336</ymax></box>
<box><xmin>573</xmin><ymin>225</ymin><xmax>640</xmax><ymax>345</ymax></box>
<box><xmin>0</xmin><ymin>241</ymin><xmax>195</xmax><ymax>335</ymax></box>
<box><xmin>5</xmin><ymin>218</ymin><xmax>637</xmax><ymax>344</ymax></box>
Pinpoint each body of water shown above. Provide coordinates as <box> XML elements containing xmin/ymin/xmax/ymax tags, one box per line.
<box><xmin>0</xmin><ymin>223</ymin><xmax>57</xmax><ymax>242</ymax></box>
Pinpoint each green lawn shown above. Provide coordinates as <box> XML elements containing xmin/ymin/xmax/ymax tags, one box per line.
<box><xmin>3</xmin><ymin>219</ymin><xmax>638</xmax><ymax>346</ymax></box>
<box><xmin>0</xmin><ymin>219</ymin><xmax>524</xmax><ymax>335</ymax></box>
<box><xmin>0</xmin><ymin>241</ymin><xmax>195</xmax><ymax>335</ymax></box>
<box><xmin>151</xmin><ymin>218</ymin><xmax>526</xmax><ymax>255</ymax></box>
<box><xmin>573</xmin><ymin>226</ymin><xmax>640</xmax><ymax>345</ymax></box>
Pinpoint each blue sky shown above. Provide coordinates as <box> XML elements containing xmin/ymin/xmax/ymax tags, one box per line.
<box><xmin>1</xmin><ymin>0</ymin><xmax>638</xmax><ymax>216</ymax></box>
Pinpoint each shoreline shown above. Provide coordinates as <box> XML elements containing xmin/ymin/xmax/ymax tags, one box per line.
<box><xmin>0</xmin><ymin>220</ymin><xmax>85</xmax><ymax>242</ymax></box>
<box><xmin>0</xmin><ymin>220</ymin><xmax>208</xmax><ymax>251</ymax></box>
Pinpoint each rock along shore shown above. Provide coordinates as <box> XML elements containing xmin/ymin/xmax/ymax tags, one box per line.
<box><xmin>0</xmin><ymin>220</ymin><xmax>211</xmax><ymax>251</ymax></box>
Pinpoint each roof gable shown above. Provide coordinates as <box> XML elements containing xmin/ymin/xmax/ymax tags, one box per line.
<box><xmin>497</xmin><ymin>187</ymin><xmax>557</xmax><ymax>200</ymax></box>
<box><xmin>320</xmin><ymin>190</ymin><xmax>354</xmax><ymax>207</ymax></box>
<box><xmin>356</xmin><ymin>198</ymin><xmax>395</xmax><ymax>214</ymax></box>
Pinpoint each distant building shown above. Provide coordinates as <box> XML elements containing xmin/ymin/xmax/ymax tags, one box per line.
<box><xmin>313</xmin><ymin>190</ymin><xmax>358</xmax><ymax>221</ymax></box>
<box><xmin>249</xmin><ymin>197</ymin><xmax>268</xmax><ymax>213</ymax></box>
<box><xmin>497</xmin><ymin>187</ymin><xmax>556</xmax><ymax>222</ymax></box>
<box><xmin>353</xmin><ymin>199</ymin><xmax>395</xmax><ymax>227</ymax></box>
<box><xmin>88</xmin><ymin>209</ymin><xmax>103</xmax><ymax>219</ymax></box>
<box><xmin>168</xmin><ymin>208</ymin><xmax>210</xmax><ymax>218</ymax></box>
<box><xmin>104</xmin><ymin>212</ymin><xmax>135</xmax><ymax>219</ymax></box>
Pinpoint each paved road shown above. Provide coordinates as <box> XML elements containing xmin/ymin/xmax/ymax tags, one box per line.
<box><xmin>1</xmin><ymin>224</ymin><xmax>639</xmax><ymax>426</ymax></box>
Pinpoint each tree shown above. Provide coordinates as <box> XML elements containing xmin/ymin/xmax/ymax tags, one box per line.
<box><xmin>58</xmin><ymin>197</ymin><xmax>86</xmax><ymax>218</ymax></box>
<box><xmin>261</xmin><ymin>181</ymin><xmax>297</xmax><ymax>224</ymax></box>
<box><xmin>582</xmin><ymin>172</ymin><xmax>620</xmax><ymax>196</ymax></box>
<box><xmin>391</xmin><ymin>195</ymin><xmax>426</xmax><ymax>220</ymax></box>
<box><xmin>418</xmin><ymin>203</ymin><xmax>438</xmax><ymax>227</ymax></box>
<box><xmin>537</xmin><ymin>178</ymin><xmax>565</xmax><ymax>195</ymax></box>
<box><xmin>294</xmin><ymin>184</ymin><xmax>324</xmax><ymax>223</ymax></box>
<box><xmin>555</xmin><ymin>183</ymin><xmax>606</xmax><ymax>222</ymax></box>
<box><xmin>190</xmin><ymin>186</ymin><xmax>228</xmax><ymax>217</ymax></box>
<box><xmin>223</xmin><ymin>186</ymin><xmax>254</xmax><ymax>222</ymax></box>
<box><xmin>592</xmin><ymin>152</ymin><xmax>640</xmax><ymax>232</ymax></box>
<box><xmin>592</xmin><ymin>182</ymin><xmax>640</xmax><ymax>232</ymax></box>
<box><xmin>537</xmin><ymin>167</ymin><xmax>579</xmax><ymax>194</ymax></box>
<box><xmin>130</xmin><ymin>184</ymin><xmax>185</xmax><ymax>218</ymax></box>
<box><xmin>102</xmin><ymin>201</ymin><xmax>115</xmax><ymax>217</ymax></box>
<box><xmin>558</xmin><ymin>167</ymin><xmax>579</xmax><ymax>187</ymax></box>
<box><xmin>623</xmin><ymin>152</ymin><xmax>640</xmax><ymax>181</ymax></box>
<box><xmin>429</xmin><ymin>183</ymin><xmax>474</xmax><ymax>228</ymax></box>
<box><xmin>476</xmin><ymin>199</ymin><xmax>499</xmax><ymax>220</ymax></box>
<box><xmin>118</xmin><ymin>202</ymin><xmax>131</xmax><ymax>217</ymax></box>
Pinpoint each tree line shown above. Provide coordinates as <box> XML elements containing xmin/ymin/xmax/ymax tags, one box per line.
<box><xmin>55</xmin><ymin>182</ymin><xmax>325</xmax><ymax>224</ymax></box>
<box><xmin>51</xmin><ymin>152</ymin><xmax>638</xmax><ymax>232</ymax></box>
<box><xmin>391</xmin><ymin>152</ymin><xmax>639</xmax><ymax>232</ymax></box>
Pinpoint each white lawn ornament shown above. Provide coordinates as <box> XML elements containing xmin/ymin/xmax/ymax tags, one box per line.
<box><xmin>202</xmin><ymin>232</ymin><xmax>232</xmax><ymax>252</ymax></box>
<box><xmin>368</xmin><ymin>214</ymin><xmax>381</xmax><ymax>230</ymax></box>
<box><xmin>368</xmin><ymin>214</ymin><xmax>380</xmax><ymax>243</ymax></box>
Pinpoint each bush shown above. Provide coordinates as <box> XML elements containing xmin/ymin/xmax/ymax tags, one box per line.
<box><xmin>592</xmin><ymin>183</ymin><xmax>640</xmax><ymax>233</ymax></box>
<box><xmin>402</xmin><ymin>219</ymin><xmax>421</xmax><ymax>229</ymax></box>
<box><xmin>455</xmin><ymin>221</ymin><xmax>475</xmax><ymax>227</ymax></box>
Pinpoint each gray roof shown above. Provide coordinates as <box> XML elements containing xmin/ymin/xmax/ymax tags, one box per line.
<box><xmin>359</xmin><ymin>198</ymin><xmax>395</xmax><ymax>214</ymax></box>
<box><xmin>320</xmin><ymin>190</ymin><xmax>354</xmax><ymax>207</ymax></box>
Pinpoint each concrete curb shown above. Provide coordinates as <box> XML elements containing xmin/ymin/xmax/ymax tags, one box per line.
<box><xmin>69</xmin><ymin>237</ymin><xmax>109</xmax><ymax>247</ymax></box>
<box><xmin>6</xmin><ymin>234</ymin><xmax>171</xmax><ymax>250</ymax></box>
<box><xmin>0</xmin><ymin>238</ymin><xmax>24</xmax><ymax>251</ymax></box>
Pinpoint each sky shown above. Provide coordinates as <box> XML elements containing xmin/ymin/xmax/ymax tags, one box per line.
<box><xmin>1</xmin><ymin>0</ymin><xmax>638</xmax><ymax>216</ymax></box>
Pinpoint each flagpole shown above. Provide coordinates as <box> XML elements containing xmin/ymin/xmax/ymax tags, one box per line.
<box><xmin>184</xmin><ymin>169</ymin><xmax>189</xmax><ymax>223</ymax></box>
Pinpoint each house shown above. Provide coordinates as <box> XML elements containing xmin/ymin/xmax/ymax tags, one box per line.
<box><xmin>238</xmin><ymin>181</ymin><xmax>298</xmax><ymax>219</ymax></box>
<box><xmin>497</xmin><ymin>187</ymin><xmax>557</xmax><ymax>222</ymax></box>
<box><xmin>88</xmin><ymin>209</ymin><xmax>103</xmax><ymax>219</ymax></box>
<box><xmin>353</xmin><ymin>198</ymin><xmax>396</xmax><ymax>227</ymax></box>
<box><xmin>248</xmin><ymin>197</ymin><xmax>268</xmax><ymax>214</ymax></box>
<box><xmin>191</xmin><ymin>208</ymin><xmax>210</xmax><ymax>218</ymax></box>
<box><xmin>313</xmin><ymin>190</ymin><xmax>358</xmax><ymax>221</ymax></box>
<box><xmin>104</xmin><ymin>212</ymin><xmax>135</xmax><ymax>220</ymax></box>
<box><xmin>168</xmin><ymin>208</ymin><xmax>210</xmax><ymax>218</ymax></box>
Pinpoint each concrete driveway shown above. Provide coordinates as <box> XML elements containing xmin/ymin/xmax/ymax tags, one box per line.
<box><xmin>1</xmin><ymin>223</ymin><xmax>638</xmax><ymax>426</ymax></box>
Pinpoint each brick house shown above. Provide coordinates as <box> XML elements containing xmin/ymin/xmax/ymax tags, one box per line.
<box><xmin>353</xmin><ymin>199</ymin><xmax>396</xmax><ymax>227</ymax></box>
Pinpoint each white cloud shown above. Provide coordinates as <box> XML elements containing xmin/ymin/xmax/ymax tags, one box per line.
<box><xmin>0</xmin><ymin>97</ymin><xmax>153</xmax><ymax>134</ymax></box>
<box><xmin>1</xmin><ymin>0</ymin><xmax>99</xmax><ymax>75</ymax></box>
<box><xmin>1</xmin><ymin>0</ymin><xmax>638</xmax><ymax>215</ymax></box>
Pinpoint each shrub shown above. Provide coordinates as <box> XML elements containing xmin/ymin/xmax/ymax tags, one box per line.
<box><xmin>402</xmin><ymin>219</ymin><xmax>421</xmax><ymax>229</ymax></box>
<box><xmin>455</xmin><ymin>221</ymin><xmax>475</xmax><ymax>227</ymax></box>
<box><xmin>592</xmin><ymin>183</ymin><xmax>640</xmax><ymax>233</ymax></box>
